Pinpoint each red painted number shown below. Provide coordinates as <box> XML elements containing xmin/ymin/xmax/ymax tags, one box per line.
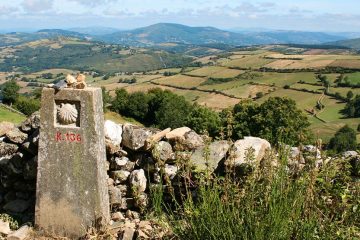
<box><xmin>55</xmin><ymin>132</ymin><xmax>81</xmax><ymax>142</ymax></box>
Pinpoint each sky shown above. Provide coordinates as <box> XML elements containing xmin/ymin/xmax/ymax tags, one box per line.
<box><xmin>0</xmin><ymin>0</ymin><xmax>360</xmax><ymax>32</ymax></box>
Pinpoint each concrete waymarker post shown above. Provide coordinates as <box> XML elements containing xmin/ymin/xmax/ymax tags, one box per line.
<box><xmin>35</xmin><ymin>88</ymin><xmax>110</xmax><ymax>238</ymax></box>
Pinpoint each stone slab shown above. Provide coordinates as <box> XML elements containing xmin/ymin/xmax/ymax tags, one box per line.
<box><xmin>35</xmin><ymin>88</ymin><xmax>110</xmax><ymax>238</ymax></box>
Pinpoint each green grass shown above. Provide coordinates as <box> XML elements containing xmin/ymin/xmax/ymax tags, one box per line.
<box><xmin>149</xmin><ymin>149</ymin><xmax>360</xmax><ymax>239</ymax></box>
<box><xmin>221</xmin><ymin>54</ymin><xmax>274</xmax><ymax>69</ymax></box>
<box><xmin>0</xmin><ymin>106</ymin><xmax>25</xmax><ymax>124</ymax></box>
<box><xmin>104</xmin><ymin>111</ymin><xmax>143</xmax><ymax>126</ymax></box>
<box><xmin>345</xmin><ymin>72</ymin><xmax>360</xmax><ymax>85</ymax></box>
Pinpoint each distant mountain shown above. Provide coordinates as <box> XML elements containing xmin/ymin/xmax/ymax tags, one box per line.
<box><xmin>0</xmin><ymin>29</ymin><xmax>89</xmax><ymax>47</ymax></box>
<box><xmin>328</xmin><ymin>38</ymin><xmax>360</xmax><ymax>49</ymax></box>
<box><xmin>245</xmin><ymin>31</ymin><xmax>345</xmax><ymax>45</ymax></box>
<box><xmin>36</xmin><ymin>29</ymin><xmax>88</xmax><ymax>39</ymax></box>
<box><xmin>0</xmin><ymin>23</ymin><xmax>351</xmax><ymax>48</ymax></box>
<box><xmin>97</xmin><ymin>23</ymin><xmax>347</xmax><ymax>46</ymax></box>
<box><xmin>97</xmin><ymin>23</ymin><xmax>253</xmax><ymax>46</ymax></box>
<box><xmin>68</xmin><ymin>27</ymin><xmax>120</xmax><ymax>36</ymax></box>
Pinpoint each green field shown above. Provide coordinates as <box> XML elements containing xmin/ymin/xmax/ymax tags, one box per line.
<box><xmin>345</xmin><ymin>72</ymin><xmax>360</xmax><ymax>85</ymax></box>
<box><xmin>3</xmin><ymin>44</ymin><xmax>360</xmax><ymax>142</ymax></box>
<box><xmin>0</xmin><ymin>106</ymin><xmax>26</xmax><ymax>124</ymax></box>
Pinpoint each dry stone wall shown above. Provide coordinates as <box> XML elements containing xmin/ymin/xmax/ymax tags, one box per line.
<box><xmin>1</xmin><ymin>112</ymin><xmax>358</xmax><ymax>239</ymax></box>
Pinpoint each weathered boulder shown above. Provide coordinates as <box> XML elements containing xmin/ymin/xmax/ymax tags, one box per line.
<box><xmin>122</xmin><ymin>124</ymin><xmax>158</xmax><ymax>151</ymax></box>
<box><xmin>104</xmin><ymin>120</ymin><xmax>123</xmax><ymax>145</ymax></box>
<box><xmin>164</xmin><ymin>164</ymin><xmax>178</xmax><ymax>179</ymax></box>
<box><xmin>5</xmin><ymin>129</ymin><xmax>28</xmax><ymax>144</ymax></box>
<box><xmin>343</xmin><ymin>151</ymin><xmax>358</xmax><ymax>158</ymax></box>
<box><xmin>226</xmin><ymin>137</ymin><xmax>271</xmax><ymax>167</ymax></box>
<box><xmin>172</xmin><ymin>130</ymin><xmax>204</xmax><ymax>151</ymax></box>
<box><xmin>130</xmin><ymin>169</ymin><xmax>147</xmax><ymax>193</ymax></box>
<box><xmin>0</xmin><ymin>122</ymin><xmax>15</xmax><ymax>137</ymax></box>
<box><xmin>111</xmin><ymin>211</ymin><xmax>125</xmax><ymax>221</ymax></box>
<box><xmin>152</xmin><ymin>141</ymin><xmax>174</xmax><ymax>162</ymax></box>
<box><xmin>145</xmin><ymin>128</ymin><xmax>171</xmax><ymax>149</ymax></box>
<box><xmin>0</xmin><ymin>142</ymin><xmax>18</xmax><ymax>156</ymax></box>
<box><xmin>20</xmin><ymin>111</ymin><xmax>40</xmax><ymax>132</ymax></box>
<box><xmin>303</xmin><ymin>145</ymin><xmax>321</xmax><ymax>159</ymax></box>
<box><xmin>111</xmin><ymin>157</ymin><xmax>135</xmax><ymax>172</ymax></box>
<box><xmin>7</xmin><ymin>225</ymin><xmax>31</xmax><ymax>240</ymax></box>
<box><xmin>0</xmin><ymin>219</ymin><xmax>11</xmax><ymax>235</ymax></box>
<box><xmin>109</xmin><ymin>185</ymin><xmax>123</xmax><ymax>205</ymax></box>
<box><xmin>21</xmin><ymin>129</ymin><xmax>39</xmax><ymax>155</ymax></box>
<box><xmin>190</xmin><ymin>140</ymin><xmax>230</xmax><ymax>172</ymax></box>
<box><xmin>110</xmin><ymin>170</ymin><xmax>131</xmax><ymax>183</ymax></box>
<box><xmin>105</xmin><ymin>139</ymin><xmax>121</xmax><ymax>155</ymax></box>
<box><xmin>165</xmin><ymin>127</ymin><xmax>191</xmax><ymax>140</ymax></box>
<box><xmin>121</xmin><ymin>221</ymin><xmax>136</xmax><ymax>240</ymax></box>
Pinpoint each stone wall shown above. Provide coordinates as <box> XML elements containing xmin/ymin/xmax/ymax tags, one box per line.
<box><xmin>1</xmin><ymin>112</ymin><xmax>358</xmax><ymax>239</ymax></box>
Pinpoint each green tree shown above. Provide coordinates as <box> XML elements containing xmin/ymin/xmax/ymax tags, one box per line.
<box><xmin>230</xmin><ymin>97</ymin><xmax>311</xmax><ymax>145</ymax></box>
<box><xmin>347</xmin><ymin>90</ymin><xmax>354</xmax><ymax>100</ymax></box>
<box><xmin>344</xmin><ymin>95</ymin><xmax>360</xmax><ymax>118</ymax></box>
<box><xmin>154</xmin><ymin>93</ymin><xmax>192</xmax><ymax>129</ymax></box>
<box><xmin>124</xmin><ymin>92</ymin><xmax>149</xmax><ymax>121</ymax></box>
<box><xmin>111</xmin><ymin>88</ymin><xmax>128</xmax><ymax>113</ymax></box>
<box><xmin>231</xmin><ymin>99</ymin><xmax>259</xmax><ymax>139</ymax></box>
<box><xmin>186</xmin><ymin>104</ymin><xmax>221</xmax><ymax>136</ymax></box>
<box><xmin>101</xmin><ymin>87</ymin><xmax>111</xmax><ymax>112</ymax></box>
<box><xmin>1</xmin><ymin>80</ymin><xmax>20</xmax><ymax>105</ymax></box>
<box><xmin>328</xmin><ymin>125</ymin><xmax>357</xmax><ymax>152</ymax></box>
<box><xmin>255</xmin><ymin>97</ymin><xmax>311</xmax><ymax>145</ymax></box>
<box><xmin>14</xmin><ymin>95</ymin><xmax>40</xmax><ymax>116</ymax></box>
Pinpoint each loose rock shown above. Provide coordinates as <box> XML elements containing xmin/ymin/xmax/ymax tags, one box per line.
<box><xmin>122</xmin><ymin>124</ymin><xmax>158</xmax><ymax>151</ymax></box>
<box><xmin>152</xmin><ymin>141</ymin><xmax>174</xmax><ymax>162</ymax></box>
<box><xmin>20</xmin><ymin>111</ymin><xmax>40</xmax><ymax>132</ymax></box>
<box><xmin>190</xmin><ymin>140</ymin><xmax>230</xmax><ymax>172</ymax></box>
<box><xmin>129</xmin><ymin>169</ymin><xmax>147</xmax><ymax>193</ymax></box>
<box><xmin>165</xmin><ymin>127</ymin><xmax>191</xmax><ymax>140</ymax></box>
<box><xmin>0</xmin><ymin>122</ymin><xmax>15</xmax><ymax>137</ymax></box>
<box><xmin>0</xmin><ymin>219</ymin><xmax>11</xmax><ymax>235</ymax></box>
<box><xmin>7</xmin><ymin>225</ymin><xmax>31</xmax><ymax>240</ymax></box>
<box><xmin>0</xmin><ymin>142</ymin><xmax>19</xmax><ymax>157</ymax></box>
<box><xmin>110</xmin><ymin>170</ymin><xmax>131</xmax><ymax>183</ymax></box>
<box><xmin>104</xmin><ymin>120</ymin><xmax>123</xmax><ymax>146</ymax></box>
<box><xmin>173</xmin><ymin>130</ymin><xmax>204</xmax><ymax>151</ymax></box>
<box><xmin>164</xmin><ymin>164</ymin><xmax>178</xmax><ymax>179</ymax></box>
<box><xmin>145</xmin><ymin>128</ymin><xmax>171</xmax><ymax>149</ymax></box>
<box><xmin>226</xmin><ymin>137</ymin><xmax>271</xmax><ymax>167</ymax></box>
<box><xmin>5</xmin><ymin>129</ymin><xmax>28</xmax><ymax>144</ymax></box>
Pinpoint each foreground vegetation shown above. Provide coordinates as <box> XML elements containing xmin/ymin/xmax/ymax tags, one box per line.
<box><xmin>148</xmin><ymin>147</ymin><xmax>360</xmax><ymax>239</ymax></box>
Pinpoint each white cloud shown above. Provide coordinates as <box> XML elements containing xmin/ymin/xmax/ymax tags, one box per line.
<box><xmin>68</xmin><ymin>0</ymin><xmax>118</xmax><ymax>7</ymax></box>
<box><xmin>0</xmin><ymin>5</ymin><xmax>20</xmax><ymax>15</ymax></box>
<box><xmin>21</xmin><ymin>0</ymin><xmax>54</xmax><ymax>12</ymax></box>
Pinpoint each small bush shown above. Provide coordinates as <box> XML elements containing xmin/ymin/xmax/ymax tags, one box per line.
<box><xmin>14</xmin><ymin>96</ymin><xmax>40</xmax><ymax>116</ymax></box>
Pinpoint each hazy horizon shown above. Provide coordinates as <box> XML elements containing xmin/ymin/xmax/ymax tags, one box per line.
<box><xmin>1</xmin><ymin>0</ymin><xmax>360</xmax><ymax>32</ymax></box>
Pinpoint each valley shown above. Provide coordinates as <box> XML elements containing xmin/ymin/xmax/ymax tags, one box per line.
<box><xmin>0</xmin><ymin>26</ymin><xmax>360</xmax><ymax>143</ymax></box>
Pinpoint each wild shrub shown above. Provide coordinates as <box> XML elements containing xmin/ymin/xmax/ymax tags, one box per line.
<box><xmin>148</xmin><ymin>146</ymin><xmax>360</xmax><ymax>239</ymax></box>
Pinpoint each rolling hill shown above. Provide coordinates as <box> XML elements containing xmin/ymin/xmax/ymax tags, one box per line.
<box><xmin>97</xmin><ymin>23</ymin><xmax>346</xmax><ymax>46</ymax></box>
<box><xmin>0</xmin><ymin>23</ymin><xmax>350</xmax><ymax>48</ymax></box>
<box><xmin>0</xmin><ymin>29</ymin><xmax>89</xmax><ymax>47</ymax></box>
<box><xmin>329</xmin><ymin>38</ymin><xmax>360</xmax><ymax>49</ymax></box>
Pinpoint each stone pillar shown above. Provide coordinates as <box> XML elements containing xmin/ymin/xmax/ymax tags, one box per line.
<box><xmin>35</xmin><ymin>88</ymin><xmax>110</xmax><ymax>238</ymax></box>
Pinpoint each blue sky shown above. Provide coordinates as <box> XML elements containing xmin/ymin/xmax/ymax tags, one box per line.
<box><xmin>0</xmin><ymin>0</ymin><xmax>360</xmax><ymax>32</ymax></box>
